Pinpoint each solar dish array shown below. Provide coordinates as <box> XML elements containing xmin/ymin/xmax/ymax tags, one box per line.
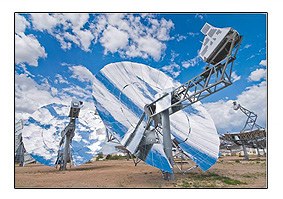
<box><xmin>92</xmin><ymin>61</ymin><xmax>220</xmax><ymax>172</ymax></box>
<box><xmin>220</xmin><ymin>129</ymin><xmax>266</xmax><ymax>149</ymax></box>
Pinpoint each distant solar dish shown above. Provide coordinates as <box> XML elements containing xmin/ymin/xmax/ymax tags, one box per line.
<box><xmin>92</xmin><ymin>62</ymin><xmax>220</xmax><ymax>174</ymax></box>
<box><xmin>22</xmin><ymin>101</ymin><xmax>106</xmax><ymax>168</ymax></box>
<box><xmin>15</xmin><ymin>120</ymin><xmax>34</xmax><ymax>166</ymax></box>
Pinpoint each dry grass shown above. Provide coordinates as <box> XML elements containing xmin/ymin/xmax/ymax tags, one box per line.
<box><xmin>15</xmin><ymin>155</ymin><xmax>266</xmax><ymax>188</ymax></box>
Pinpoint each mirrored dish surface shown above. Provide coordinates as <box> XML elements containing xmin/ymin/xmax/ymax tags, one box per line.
<box><xmin>92</xmin><ymin>61</ymin><xmax>220</xmax><ymax>172</ymax></box>
<box><xmin>22</xmin><ymin>103</ymin><xmax>106</xmax><ymax>167</ymax></box>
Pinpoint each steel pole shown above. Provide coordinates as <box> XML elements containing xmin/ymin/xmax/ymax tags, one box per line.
<box><xmin>242</xmin><ymin>144</ymin><xmax>249</xmax><ymax>160</ymax></box>
<box><xmin>256</xmin><ymin>145</ymin><xmax>261</xmax><ymax>157</ymax></box>
<box><xmin>62</xmin><ymin>134</ymin><xmax>70</xmax><ymax>170</ymax></box>
<box><xmin>161</xmin><ymin>109</ymin><xmax>174</xmax><ymax>180</ymax></box>
<box><xmin>230</xmin><ymin>148</ymin><xmax>233</xmax><ymax>156</ymax></box>
<box><xmin>19</xmin><ymin>144</ymin><xmax>25</xmax><ymax>167</ymax></box>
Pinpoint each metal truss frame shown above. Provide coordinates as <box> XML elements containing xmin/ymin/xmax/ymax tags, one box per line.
<box><xmin>236</xmin><ymin>104</ymin><xmax>263</xmax><ymax>132</ymax></box>
<box><xmin>169</xmin><ymin>33</ymin><xmax>243</xmax><ymax>114</ymax></box>
<box><xmin>105</xmin><ymin>129</ymin><xmax>121</xmax><ymax>144</ymax></box>
<box><xmin>172</xmin><ymin>142</ymin><xmax>197</xmax><ymax>174</ymax></box>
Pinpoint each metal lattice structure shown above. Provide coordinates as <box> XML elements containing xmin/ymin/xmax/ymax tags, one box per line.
<box><xmin>220</xmin><ymin>102</ymin><xmax>266</xmax><ymax>159</ymax></box>
<box><xmin>170</xmin><ymin>33</ymin><xmax>242</xmax><ymax>114</ymax></box>
<box><xmin>233</xmin><ymin>101</ymin><xmax>263</xmax><ymax>132</ymax></box>
<box><xmin>55</xmin><ymin>100</ymin><xmax>83</xmax><ymax>170</ymax></box>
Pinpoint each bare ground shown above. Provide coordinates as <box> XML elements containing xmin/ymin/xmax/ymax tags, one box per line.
<box><xmin>15</xmin><ymin>155</ymin><xmax>266</xmax><ymax>188</ymax></box>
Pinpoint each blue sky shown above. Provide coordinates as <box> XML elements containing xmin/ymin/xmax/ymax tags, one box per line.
<box><xmin>15</xmin><ymin>13</ymin><xmax>267</xmax><ymax>134</ymax></box>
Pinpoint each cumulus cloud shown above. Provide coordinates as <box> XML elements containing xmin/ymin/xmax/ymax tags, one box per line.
<box><xmin>181</xmin><ymin>55</ymin><xmax>201</xmax><ymax>68</ymax></box>
<box><xmin>54</xmin><ymin>74</ymin><xmax>69</xmax><ymax>84</ymax></box>
<box><xmin>27</xmin><ymin>13</ymin><xmax>174</xmax><ymax>61</ymax></box>
<box><xmin>16</xmin><ymin>63</ymin><xmax>34</xmax><ymax>77</ymax></box>
<box><xmin>69</xmin><ymin>65</ymin><xmax>94</xmax><ymax>83</ymax></box>
<box><xmin>30</xmin><ymin>13</ymin><xmax>59</xmax><ymax>32</ymax></box>
<box><xmin>72</xmin><ymin>29</ymin><xmax>94</xmax><ymax>51</ymax></box>
<box><xmin>259</xmin><ymin>59</ymin><xmax>267</xmax><ymax>66</ymax></box>
<box><xmin>15</xmin><ymin>14</ymin><xmax>30</xmax><ymax>34</ymax></box>
<box><xmin>100</xmin><ymin>26</ymin><xmax>129</xmax><ymax>53</ymax></box>
<box><xmin>203</xmin><ymin>81</ymin><xmax>266</xmax><ymax>133</ymax></box>
<box><xmin>15</xmin><ymin>74</ymin><xmax>61</xmax><ymax>120</ymax></box>
<box><xmin>15</xmin><ymin>69</ymin><xmax>95</xmax><ymax>121</ymax></box>
<box><xmin>136</xmin><ymin>36</ymin><xmax>165</xmax><ymax>61</ymax></box>
<box><xmin>231</xmin><ymin>71</ymin><xmax>241</xmax><ymax>83</ymax></box>
<box><xmin>162</xmin><ymin>63</ymin><xmax>181</xmax><ymax>78</ymax></box>
<box><xmin>15</xmin><ymin>33</ymin><xmax>47</xmax><ymax>66</ymax></box>
<box><xmin>96</xmin><ymin>14</ymin><xmax>174</xmax><ymax>61</ymax></box>
<box><xmin>15</xmin><ymin>14</ymin><xmax>47</xmax><ymax>67</ymax></box>
<box><xmin>248</xmin><ymin>68</ymin><xmax>266</xmax><ymax>82</ymax></box>
<box><xmin>30</xmin><ymin>13</ymin><xmax>93</xmax><ymax>51</ymax></box>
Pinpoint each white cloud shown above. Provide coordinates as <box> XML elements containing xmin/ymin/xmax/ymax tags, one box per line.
<box><xmin>69</xmin><ymin>65</ymin><xmax>94</xmax><ymax>83</ymax></box>
<box><xmin>247</xmin><ymin>54</ymin><xmax>255</xmax><ymax>60</ymax></box>
<box><xmin>187</xmin><ymin>32</ymin><xmax>199</xmax><ymax>37</ymax></box>
<box><xmin>161</xmin><ymin>63</ymin><xmax>181</xmax><ymax>78</ymax></box>
<box><xmin>156</xmin><ymin>18</ymin><xmax>174</xmax><ymax>41</ymax></box>
<box><xmin>15</xmin><ymin>74</ymin><xmax>61</xmax><ymax>120</ymax></box>
<box><xmin>15</xmin><ymin>33</ymin><xmax>47</xmax><ymax>66</ymax></box>
<box><xmin>136</xmin><ymin>36</ymin><xmax>165</xmax><ymax>61</ymax></box>
<box><xmin>30</xmin><ymin>13</ymin><xmax>59</xmax><ymax>32</ymax></box>
<box><xmin>203</xmin><ymin>81</ymin><xmax>267</xmax><ymax>133</ymax></box>
<box><xmin>259</xmin><ymin>59</ymin><xmax>267</xmax><ymax>66</ymax></box>
<box><xmin>170</xmin><ymin>51</ymin><xmax>179</xmax><ymax>62</ymax></box>
<box><xmin>175</xmin><ymin>34</ymin><xmax>187</xmax><ymax>42</ymax></box>
<box><xmin>16</xmin><ymin>64</ymin><xmax>34</xmax><ymax>77</ymax></box>
<box><xmin>61</xmin><ymin>85</ymin><xmax>92</xmax><ymax>100</ymax></box>
<box><xmin>231</xmin><ymin>71</ymin><xmax>241</xmax><ymax>82</ymax></box>
<box><xmin>27</xmin><ymin>13</ymin><xmax>174</xmax><ymax>61</ymax></box>
<box><xmin>15</xmin><ymin>70</ymin><xmax>94</xmax><ymax>121</ymax></box>
<box><xmin>72</xmin><ymin>28</ymin><xmax>94</xmax><ymax>51</ymax></box>
<box><xmin>30</xmin><ymin>13</ymin><xmax>93</xmax><ymax>52</ymax></box>
<box><xmin>100</xmin><ymin>26</ymin><xmax>129</xmax><ymax>53</ymax></box>
<box><xmin>54</xmin><ymin>74</ymin><xmax>69</xmax><ymax>84</ymax></box>
<box><xmin>15</xmin><ymin>14</ymin><xmax>30</xmax><ymax>34</ymax></box>
<box><xmin>181</xmin><ymin>55</ymin><xmax>201</xmax><ymax>68</ymax></box>
<box><xmin>244</xmin><ymin>44</ymin><xmax>252</xmax><ymax>49</ymax></box>
<box><xmin>51</xmin><ymin>87</ymin><xmax>58</xmax><ymax>96</ymax></box>
<box><xmin>92</xmin><ymin>14</ymin><xmax>174</xmax><ymax>61</ymax></box>
<box><xmin>59</xmin><ymin>13</ymin><xmax>89</xmax><ymax>29</ymax></box>
<box><xmin>248</xmin><ymin>68</ymin><xmax>266</xmax><ymax>81</ymax></box>
<box><xmin>90</xmin><ymin>14</ymin><xmax>108</xmax><ymax>44</ymax></box>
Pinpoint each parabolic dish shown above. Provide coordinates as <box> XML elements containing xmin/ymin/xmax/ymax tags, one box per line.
<box><xmin>92</xmin><ymin>61</ymin><xmax>220</xmax><ymax>172</ymax></box>
<box><xmin>22</xmin><ymin>103</ymin><xmax>106</xmax><ymax>167</ymax></box>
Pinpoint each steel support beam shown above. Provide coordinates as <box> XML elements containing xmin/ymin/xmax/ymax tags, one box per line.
<box><xmin>263</xmin><ymin>148</ymin><xmax>266</xmax><ymax>155</ymax></box>
<box><xmin>161</xmin><ymin>109</ymin><xmax>174</xmax><ymax>180</ymax></box>
<box><xmin>256</xmin><ymin>142</ymin><xmax>261</xmax><ymax>157</ymax></box>
<box><xmin>242</xmin><ymin>144</ymin><xmax>249</xmax><ymax>160</ymax></box>
<box><xmin>61</xmin><ymin>134</ymin><xmax>71</xmax><ymax>170</ymax></box>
